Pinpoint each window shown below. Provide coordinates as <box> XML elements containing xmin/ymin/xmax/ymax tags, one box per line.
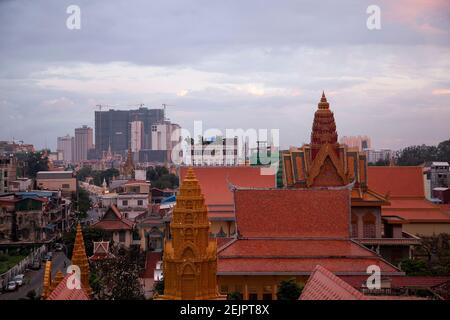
<box><xmin>62</xmin><ymin>184</ymin><xmax>70</xmax><ymax>189</ymax></box>
<box><xmin>122</xmin><ymin>200</ymin><xmax>128</xmax><ymax>206</ymax></box>
<box><xmin>137</xmin><ymin>200</ymin><xmax>143</xmax><ymax>206</ymax></box>
<box><xmin>220</xmin><ymin>285</ymin><xmax>229</xmax><ymax>294</ymax></box>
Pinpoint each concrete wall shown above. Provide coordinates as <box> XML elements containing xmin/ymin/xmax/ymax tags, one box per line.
<box><xmin>403</xmin><ymin>223</ymin><xmax>450</xmax><ymax>236</ymax></box>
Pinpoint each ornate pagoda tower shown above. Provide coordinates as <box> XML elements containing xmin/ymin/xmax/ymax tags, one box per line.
<box><xmin>282</xmin><ymin>92</ymin><xmax>388</xmax><ymax>238</ymax></box>
<box><xmin>161</xmin><ymin>168</ymin><xmax>221</xmax><ymax>300</ymax></box>
<box><xmin>122</xmin><ymin>147</ymin><xmax>134</xmax><ymax>178</ymax></box>
<box><xmin>310</xmin><ymin>91</ymin><xmax>339</xmax><ymax>160</ymax></box>
<box><xmin>71</xmin><ymin>223</ymin><xmax>92</xmax><ymax>296</ymax></box>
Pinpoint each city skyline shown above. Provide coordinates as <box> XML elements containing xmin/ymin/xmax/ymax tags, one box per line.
<box><xmin>0</xmin><ymin>0</ymin><xmax>449</xmax><ymax>151</ymax></box>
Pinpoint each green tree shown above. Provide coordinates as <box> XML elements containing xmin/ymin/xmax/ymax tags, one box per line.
<box><xmin>146</xmin><ymin>166</ymin><xmax>179</xmax><ymax>189</ymax></box>
<box><xmin>77</xmin><ymin>166</ymin><xmax>93</xmax><ymax>182</ymax></box>
<box><xmin>437</xmin><ymin>139</ymin><xmax>450</xmax><ymax>163</ymax></box>
<box><xmin>153</xmin><ymin>279</ymin><xmax>164</xmax><ymax>296</ymax></box>
<box><xmin>71</xmin><ymin>188</ymin><xmax>92</xmax><ymax>218</ymax></box>
<box><xmin>92</xmin><ymin>168</ymin><xmax>120</xmax><ymax>186</ymax></box>
<box><xmin>400</xmin><ymin>259</ymin><xmax>431</xmax><ymax>276</ymax></box>
<box><xmin>276</xmin><ymin>278</ymin><xmax>303</xmax><ymax>300</ymax></box>
<box><xmin>227</xmin><ymin>291</ymin><xmax>243</xmax><ymax>300</ymax></box>
<box><xmin>16</xmin><ymin>151</ymin><xmax>49</xmax><ymax>178</ymax></box>
<box><xmin>369</xmin><ymin>159</ymin><xmax>390</xmax><ymax>166</ymax></box>
<box><xmin>62</xmin><ymin>226</ymin><xmax>109</xmax><ymax>258</ymax></box>
<box><xmin>91</xmin><ymin>246</ymin><xmax>145</xmax><ymax>300</ymax></box>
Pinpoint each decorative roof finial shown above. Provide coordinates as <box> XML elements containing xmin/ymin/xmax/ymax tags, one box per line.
<box><xmin>71</xmin><ymin>223</ymin><xmax>92</xmax><ymax>296</ymax></box>
<box><xmin>318</xmin><ymin>91</ymin><xmax>329</xmax><ymax>109</ymax></box>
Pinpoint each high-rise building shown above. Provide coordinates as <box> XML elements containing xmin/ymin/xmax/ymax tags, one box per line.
<box><xmin>340</xmin><ymin>135</ymin><xmax>371</xmax><ymax>151</ymax></box>
<box><xmin>189</xmin><ymin>136</ymin><xmax>239</xmax><ymax>166</ymax></box>
<box><xmin>74</xmin><ymin>125</ymin><xmax>93</xmax><ymax>162</ymax></box>
<box><xmin>151</xmin><ymin>122</ymin><xmax>181</xmax><ymax>151</ymax></box>
<box><xmin>366</xmin><ymin>149</ymin><xmax>392</xmax><ymax>164</ymax></box>
<box><xmin>130</xmin><ymin>120</ymin><xmax>144</xmax><ymax>153</ymax></box>
<box><xmin>57</xmin><ymin>134</ymin><xmax>73</xmax><ymax>162</ymax></box>
<box><xmin>95</xmin><ymin>107</ymin><xmax>165</xmax><ymax>157</ymax></box>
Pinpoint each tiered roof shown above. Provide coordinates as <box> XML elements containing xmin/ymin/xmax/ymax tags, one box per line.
<box><xmin>92</xmin><ymin>204</ymin><xmax>134</xmax><ymax>230</ymax></box>
<box><xmin>217</xmin><ymin>188</ymin><xmax>401</xmax><ymax>275</ymax></box>
<box><xmin>179</xmin><ymin>166</ymin><xmax>276</xmax><ymax>220</ymax></box>
<box><xmin>368</xmin><ymin>166</ymin><xmax>450</xmax><ymax>222</ymax></box>
<box><xmin>71</xmin><ymin>223</ymin><xmax>92</xmax><ymax>296</ymax></box>
<box><xmin>310</xmin><ymin>92</ymin><xmax>339</xmax><ymax>160</ymax></box>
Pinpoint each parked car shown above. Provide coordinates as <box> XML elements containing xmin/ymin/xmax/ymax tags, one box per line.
<box><xmin>42</xmin><ymin>252</ymin><xmax>53</xmax><ymax>262</ymax></box>
<box><xmin>13</xmin><ymin>274</ymin><xmax>25</xmax><ymax>286</ymax></box>
<box><xmin>6</xmin><ymin>281</ymin><xmax>17</xmax><ymax>291</ymax></box>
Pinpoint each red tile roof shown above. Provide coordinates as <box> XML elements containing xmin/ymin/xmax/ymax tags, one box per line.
<box><xmin>218</xmin><ymin>257</ymin><xmax>398</xmax><ymax>274</ymax></box>
<box><xmin>46</xmin><ymin>274</ymin><xmax>90</xmax><ymax>300</ymax></box>
<box><xmin>141</xmin><ymin>251</ymin><xmax>162</xmax><ymax>279</ymax></box>
<box><xmin>216</xmin><ymin>237</ymin><xmax>235</xmax><ymax>248</ymax></box>
<box><xmin>367</xmin><ymin>166</ymin><xmax>425</xmax><ymax>198</ymax></box>
<box><xmin>92</xmin><ymin>205</ymin><xmax>134</xmax><ymax>231</ymax></box>
<box><xmin>219</xmin><ymin>239</ymin><xmax>374</xmax><ymax>257</ymax></box>
<box><xmin>179</xmin><ymin>166</ymin><xmax>276</xmax><ymax>206</ymax></box>
<box><xmin>300</xmin><ymin>266</ymin><xmax>427</xmax><ymax>300</ymax></box>
<box><xmin>300</xmin><ymin>265</ymin><xmax>368</xmax><ymax>300</ymax></box>
<box><xmin>368</xmin><ymin>167</ymin><xmax>450</xmax><ymax>223</ymax></box>
<box><xmin>234</xmin><ymin>189</ymin><xmax>350</xmax><ymax>238</ymax></box>
<box><xmin>383</xmin><ymin>200</ymin><xmax>450</xmax><ymax>222</ymax></box>
<box><xmin>218</xmin><ymin>239</ymin><xmax>399</xmax><ymax>274</ymax></box>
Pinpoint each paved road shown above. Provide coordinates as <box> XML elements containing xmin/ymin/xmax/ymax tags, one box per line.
<box><xmin>0</xmin><ymin>251</ymin><xmax>70</xmax><ymax>300</ymax></box>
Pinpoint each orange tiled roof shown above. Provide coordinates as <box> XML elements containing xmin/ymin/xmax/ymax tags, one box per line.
<box><xmin>179</xmin><ymin>166</ymin><xmax>276</xmax><ymax>206</ymax></box>
<box><xmin>219</xmin><ymin>239</ymin><xmax>375</xmax><ymax>257</ymax></box>
<box><xmin>218</xmin><ymin>257</ymin><xmax>398</xmax><ymax>274</ymax></box>
<box><xmin>218</xmin><ymin>239</ymin><xmax>399</xmax><ymax>274</ymax></box>
<box><xmin>234</xmin><ymin>188</ymin><xmax>350</xmax><ymax>238</ymax></box>
<box><xmin>368</xmin><ymin>167</ymin><xmax>450</xmax><ymax>223</ymax></box>
<box><xmin>46</xmin><ymin>274</ymin><xmax>90</xmax><ymax>300</ymax></box>
<box><xmin>367</xmin><ymin>166</ymin><xmax>425</xmax><ymax>198</ymax></box>
<box><xmin>300</xmin><ymin>265</ymin><xmax>367</xmax><ymax>300</ymax></box>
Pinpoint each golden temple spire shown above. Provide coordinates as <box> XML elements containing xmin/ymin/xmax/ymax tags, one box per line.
<box><xmin>161</xmin><ymin>167</ymin><xmax>222</xmax><ymax>300</ymax></box>
<box><xmin>42</xmin><ymin>260</ymin><xmax>52</xmax><ymax>299</ymax></box>
<box><xmin>71</xmin><ymin>223</ymin><xmax>92</xmax><ymax>296</ymax></box>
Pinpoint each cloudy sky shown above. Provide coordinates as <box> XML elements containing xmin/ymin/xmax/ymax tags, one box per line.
<box><xmin>0</xmin><ymin>0</ymin><xmax>449</xmax><ymax>150</ymax></box>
